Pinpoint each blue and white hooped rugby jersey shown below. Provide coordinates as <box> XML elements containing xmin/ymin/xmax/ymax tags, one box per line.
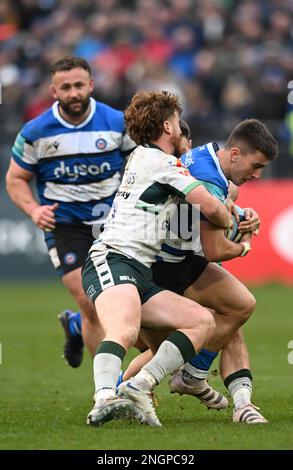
<box><xmin>181</xmin><ymin>142</ymin><xmax>229</xmax><ymax>203</ymax></box>
<box><xmin>158</xmin><ymin>142</ymin><xmax>229</xmax><ymax>262</ymax></box>
<box><xmin>11</xmin><ymin>97</ymin><xmax>136</xmax><ymax>224</ymax></box>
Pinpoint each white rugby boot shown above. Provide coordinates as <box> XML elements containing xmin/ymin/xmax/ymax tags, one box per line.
<box><xmin>118</xmin><ymin>379</ymin><xmax>162</xmax><ymax>427</ymax></box>
<box><xmin>87</xmin><ymin>396</ymin><xmax>135</xmax><ymax>427</ymax></box>
<box><xmin>169</xmin><ymin>369</ymin><xmax>228</xmax><ymax>409</ymax></box>
<box><xmin>233</xmin><ymin>403</ymin><xmax>268</xmax><ymax>424</ymax></box>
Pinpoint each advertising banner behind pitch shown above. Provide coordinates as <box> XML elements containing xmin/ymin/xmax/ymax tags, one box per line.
<box><xmin>224</xmin><ymin>180</ymin><xmax>293</xmax><ymax>285</ymax></box>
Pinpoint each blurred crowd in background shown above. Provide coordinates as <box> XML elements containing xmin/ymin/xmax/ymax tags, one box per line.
<box><xmin>0</xmin><ymin>0</ymin><xmax>293</xmax><ymax>176</ymax></box>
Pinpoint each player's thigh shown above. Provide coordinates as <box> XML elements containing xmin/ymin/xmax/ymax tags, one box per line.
<box><xmin>82</xmin><ymin>249</ymin><xmax>148</xmax><ymax>337</ymax></box>
<box><xmin>95</xmin><ymin>284</ymin><xmax>142</xmax><ymax>340</ymax></box>
<box><xmin>185</xmin><ymin>262</ymin><xmax>254</xmax><ymax>313</ymax></box>
<box><xmin>139</xmin><ymin>328</ymin><xmax>170</xmax><ymax>352</ymax></box>
<box><xmin>141</xmin><ymin>289</ymin><xmax>209</xmax><ymax>331</ymax></box>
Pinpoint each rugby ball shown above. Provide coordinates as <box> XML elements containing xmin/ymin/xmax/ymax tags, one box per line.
<box><xmin>225</xmin><ymin>205</ymin><xmax>246</xmax><ymax>242</ymax></box>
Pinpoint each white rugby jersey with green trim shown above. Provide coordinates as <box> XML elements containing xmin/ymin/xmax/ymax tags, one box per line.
<box><xmin>156</xmin><ymin>201</ymin><xmax>203</xmax><ymax>263</ymax></box>
<box><xmin>93</xmin><ymin>144</ymin><xmax>201</xmax><ymax>267</ymax></box>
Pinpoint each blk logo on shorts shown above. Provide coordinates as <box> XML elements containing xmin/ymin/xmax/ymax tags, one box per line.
<box><xmin>64</xmin><ymin>252</ymin><xmax>77</xmax><ymax>265</ymax></box>
<box><xmin>119</xmin><ymin>275</ymin><xmax>137</xmax><ymax>283</ymax></box>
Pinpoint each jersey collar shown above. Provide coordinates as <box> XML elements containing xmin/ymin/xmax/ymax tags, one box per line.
<box><xmin>52</xmin><ymin>97</ymin><xmax>96</xmax><ymax>129</ymax></box>
<box><xmin>207</xmin><ymin>141</ymin><xmax>229</xmax><ymax>189</ymax></box>
<box><xmin>144</xmin><ymin>143</ymin><xmax>164</xmax><ymax>152</ymax></box>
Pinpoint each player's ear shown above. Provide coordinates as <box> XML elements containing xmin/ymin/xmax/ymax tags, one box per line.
<box><xmin>230</xmin><ymin>147</ymin><xmax>240</xmax><ymax>162</ymax></box>
<box><xmin>163</xmin><ymin>120</ymin><xmax>172</xmax><ymax>135</ymax></box>
<box><xmin>49</xmin><ymin>84</ymin><xmax>57</xmax><ymax>100</ymax></box>
<box><xmin>89</xmin><ymin>78</ymin><xmax>94</xmax><ymax>93</ymax></box>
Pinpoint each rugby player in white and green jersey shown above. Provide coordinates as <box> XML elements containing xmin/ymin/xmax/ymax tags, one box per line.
<box><xmin>82</xmin><ymin>90</ymin><xmax>230</xmax><ymax>427</ymax></box>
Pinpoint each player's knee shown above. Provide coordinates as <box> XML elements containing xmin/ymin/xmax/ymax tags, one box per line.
<box><xmin>237</xmin><ymin>291</ymin><xmax>256</xmax><ymax>324</ymax></box>
<box><xmin>245</xmin><ymin>292</ymin><xmax>256</xmax><ymax>318</ymax></box>
<box><xmin>195</xmin><ymin>308</ymin><xmax>216</xmax><ymax>336</ymax></box>
<box><xmin>120</xmin><ymin>326</ymin><xmax>139</xmax><ymax>350</ymax></box>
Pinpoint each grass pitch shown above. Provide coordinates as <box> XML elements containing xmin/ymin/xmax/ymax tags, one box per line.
<box><xmin>0</xmin><ymin>282</ymin><xmax>292</xmax><ymax>450</ymax></box>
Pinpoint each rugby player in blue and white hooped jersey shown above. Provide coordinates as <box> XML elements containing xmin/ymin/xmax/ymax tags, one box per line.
<box><xmin>143</xmin><ymin>119</ymin><xmax>278</xmax><ymax>423</ymax></box>
<box><xmin>6</xmin><ymin>56</ymin><xmax>136</xmax><ymax>367</ymax></box>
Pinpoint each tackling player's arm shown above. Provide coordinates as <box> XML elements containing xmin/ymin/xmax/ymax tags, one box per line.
<box><xmin>200</xmin><ymin>220</ymin><xmax>252</xmax><ymax>262</ymax></box>
<box><xmin>6</xmin><ymin>159</ymin><xmax>58</xmax><ymax>230</ymax></box>
<box><xmin>185</xmin><ymin>185</ymin><xmax>231</xmax><ymax>230</ymax></box>
<box><xmin>159</xmin><ymin>154</ymin><xmax>230</xmax><ymax>229</ymax></box>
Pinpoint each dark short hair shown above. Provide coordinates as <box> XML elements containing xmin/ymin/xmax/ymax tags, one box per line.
<box><xmin>179</xmin><ymin>119</ymin><xmax>191</xmax><ymax>140</ymax></box>
<box><xmin>225</xmin><ymin>119</ymin><xmax>278</xmax><ymax>160</ymax></box>
<box><xmin>125</xmin><ymin>90</ymin><xmax>182</xmax><ymax>145</ymax></box>
<box><xmin>50</xmin><ymin>56</ymin><xmax>91</xmax><ymax>75</ymax></box>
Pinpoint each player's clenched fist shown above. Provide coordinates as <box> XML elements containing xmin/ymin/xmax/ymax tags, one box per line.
<box><xmin>31</xmin><ymin>203</ymin><xmax>59</xmax><ymax>231</ymax></box>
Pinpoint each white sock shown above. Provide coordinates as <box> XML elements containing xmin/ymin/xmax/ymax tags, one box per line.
<box><xmin>227</xmin><ymin>377</ymin><xmax>252</xmax><ymax>409</ymax></box>
<box><xmin>183</xmin><ymin>362</ymin><xmax>209</xmax><ymax>381</ymax></box>
<box><xmin>93</xmin><ymin>353</ymin><xmax>122</xmax><ymax>400</ymax></box>
<box><xmin>142</xmin><ymin>340</ymin><xmax>185</xmax><ymax>386</ymax></box>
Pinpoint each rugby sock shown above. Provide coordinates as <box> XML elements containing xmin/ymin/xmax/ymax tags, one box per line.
<box><xmin>182</xmin><ymin>349</ymin><xmax>218</xmax><ymax>382</ymax></box>
<box><xmin>68</xmin><ymin>311</ymin><xmax>82</xmax><ymax>337</ymax></box>
<box><xmin>94</xmin><ymin>341</ymin><xmax>126</xmax><ymax>400</ymax></box>
<box><xmin>135</xmin><ymin>331</ymin><xmax>195</xmax><ymax>389</ymax></box>
<box><xmin>224</xmin><ymin>369</ymin><xmax>252</xmax><ymax>410</ymax></box>
<box><xmin>183</xmin><ymin>362</ymin><xmax>209</xmax><ymax>382</ymax></box>
<box><xmin>190</xmin><ymin>349</ymin><xmax>218</xmax><ymax>371</ymax></box>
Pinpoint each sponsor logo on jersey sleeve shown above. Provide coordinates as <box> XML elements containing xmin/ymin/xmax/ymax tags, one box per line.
<box><xmin>166</xmin><ymin>158</ymin><xmax>190</xmax><ymax>176</ymax></box>
<box><xmin>178</xmin><ymin>169</ymin><xmax>191</xmax><ymax>176</ymax></box>
<box><xmin>177</xmin><ymin>160</ymin><xmax>191</xmax><ymax>176</ymax></box>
